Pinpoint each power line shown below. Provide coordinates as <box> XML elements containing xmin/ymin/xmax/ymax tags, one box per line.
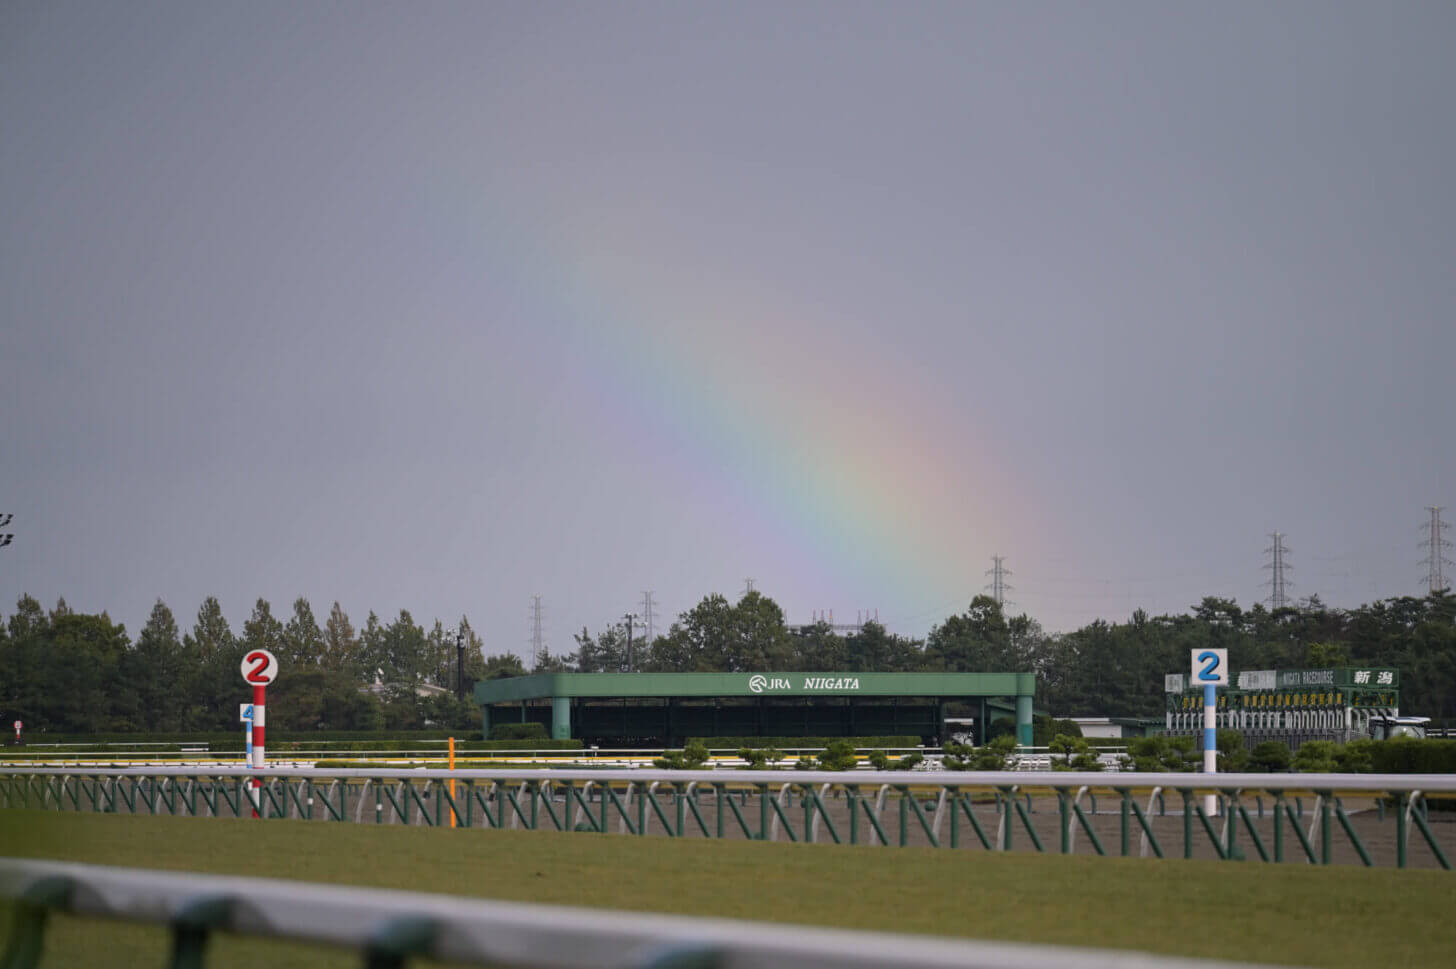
<box><xmin>984</xmin><ymin>555</ymin><xmax>1012</xmax><ymax>608</ymax></box>
<box><xmin>1421</xmin><ymin>506</ymin><xmax>1452</xmax><ymax>594</ymax></box>
<box><xmin>1263</xmin><ymin>532</ymin><xmax>1293</xmax><ymax>609</ymax></box>
<box><xmin>639</xmin><ymin>591</ymin><xmax>658</xmax><ymax>643</ymax></box>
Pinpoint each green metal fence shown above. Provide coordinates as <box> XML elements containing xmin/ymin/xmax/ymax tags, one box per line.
<box><xmin>1</xmin><ymin>766</ymin><xmax>1451</xmax><ymax>868</ymax></box>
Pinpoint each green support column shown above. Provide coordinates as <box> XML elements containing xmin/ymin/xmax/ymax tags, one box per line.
<box><xmin>480</xmin><ymin>705</ymin><xmax>491</xmax><ymax>741</ymax></box>
<box><xmin>551</xmin><ymin>696</ymin><xmax>571</xmax><ymax>740</ymax></box>
<box><xmin>1015</xmin><ymin>693</ymin><xmax>1034</xmax><ymax>748</ymax></box>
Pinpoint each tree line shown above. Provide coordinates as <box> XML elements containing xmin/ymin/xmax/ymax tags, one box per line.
<box><xmin>2</xmin><ymin>588</ymin><xmax>1453</xmax><ymax>735</ymax></box>
<box><xmin>568</xmin><ymin>589</ymin><xmax>1456</xmax><ymax>721</ymax></box>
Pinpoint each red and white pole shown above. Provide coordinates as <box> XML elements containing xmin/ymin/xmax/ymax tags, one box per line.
<box><xmin>240</xmin><ymin>648</ymin><xmax>279</xmax><ymax>818</ymax></box>
<box><xmin>251</xmin><ymin>683</ymin><xmax>266</xmax><ymax>815</ymax></box>
<box><xmin>251</xmin><ymin>684</ymin><xmax>266</xmax><ymax>769</ymax></box>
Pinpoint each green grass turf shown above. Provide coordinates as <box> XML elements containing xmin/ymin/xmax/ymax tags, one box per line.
<box><xmin>2</xmin><ymin>811</ymin><xmax>1453</xmax><ymax>969</ymax></box>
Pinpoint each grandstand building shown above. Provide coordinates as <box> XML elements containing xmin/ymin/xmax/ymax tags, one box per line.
<box><xmin>474</xmin><ymin>671</ymin><xmax>1036</xmax><ymax>747</ymax></box>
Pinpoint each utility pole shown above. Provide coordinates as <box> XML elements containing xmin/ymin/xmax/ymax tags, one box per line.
<box><xmin>623</xmin><ymin>613</ymin><xmax>640</xmax><ymax>672</ymax></box>
<box><xmin>530</xmin><ymin>595</ymin><xmax>546</xmax><ymax>668</ymax></box>
<box><xmin>1264</xmin><ymin>532</ymin><xmax>1293</xmax><ymax>609</ymax></box>
<box><xmin>984</xmin><ymin>556</ymin><xmax>1012</xmax><ymax>608</ymax></box>
<box><xmin>640</xmin><ymin>591</ymin><xmax>658</xmax><ymax>643</ymax></box>
<box><xmin>1421</xmin><ymin>507</ymin><xmax>1452</xmax><ymax>594</ymax></box>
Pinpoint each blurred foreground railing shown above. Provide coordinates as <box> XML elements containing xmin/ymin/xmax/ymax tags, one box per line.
<box><xmin>0</xmin><ymin>858</ymin><xmax>1299</xmax><ymax>969</ymax></box>
<box><xmin>1</xmin><ymin>766</ymin><xmax>1451</xmax><ymax>868</ymax></box>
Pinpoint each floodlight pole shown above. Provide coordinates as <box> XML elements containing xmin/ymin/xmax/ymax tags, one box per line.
<box><xmin>623</xmin><ymin>613</ymin><xmax>639</xmax><ymax>673</ymax></box>
<box><xmin>455</xmin><ymin>627</ymin><xmax>466</xmax><ymax>700</ymax></box>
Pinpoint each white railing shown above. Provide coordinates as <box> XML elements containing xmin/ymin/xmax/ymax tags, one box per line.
<box><xmin>7</xmin><ymin>763</ymin><xmax>1451</xmax><ymax>791</ymax></box>
<box><xmin>0</xmin><ymin>858</ymin><xmax>1299</xmax><ymax>969</ymax></box>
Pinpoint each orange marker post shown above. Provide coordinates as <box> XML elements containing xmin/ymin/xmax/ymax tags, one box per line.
<box><xmin>448</xmin><ymin>736</ymin><xmax>456</xmax><ymax>828</ymax></box>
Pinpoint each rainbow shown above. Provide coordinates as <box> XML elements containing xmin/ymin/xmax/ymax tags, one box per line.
<box><xmin>423</xmin><ymin>183</ymin><xmax>1043</xmax><ymax>623</ymax></box>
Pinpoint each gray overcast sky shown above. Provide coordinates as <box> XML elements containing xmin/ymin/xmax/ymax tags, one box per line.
<box><xmin>3</xmin><ymin>2</ymin><xmax>1453</xmax><ymax>652</ymax></box>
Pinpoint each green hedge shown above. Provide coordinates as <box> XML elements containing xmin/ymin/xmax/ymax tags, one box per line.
<box><xmin>9</xmin><ymin>731</ymin><xmax>479</xmax><ymax>747</ymax></box>
<box><xmin>1368</xmin><ymin>738</ymin><xmax>1456</xmax><ymax>773</ymax></box>
<box><xmin>312</xmin><ymin>759</ymin><xmax>597</xmax><ymax>770</ymax></box>
<box><xmin>488</xmin><ymin>723</ymin><xmax>549</xmax><ymax>741</ymax></box>
<box><xmin>689</xmin><ymin>736</ymin><xmax>920</xmax><ymax>749</ymax></box>
<box><xmin>0</xmin><ymin>736</ymin><xmax>582</xmax><ymax>755</ymax></box>
<box><xmin>265</xmin><ymin>738</ymin><xmax>580</xmax><ymax>752</ymax></box>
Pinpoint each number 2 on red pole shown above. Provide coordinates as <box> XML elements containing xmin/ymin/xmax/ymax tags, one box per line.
<box><xmin>240</xmin><ymin>649</ymin><xmax>278</xmax><ymax>685</ymax></box>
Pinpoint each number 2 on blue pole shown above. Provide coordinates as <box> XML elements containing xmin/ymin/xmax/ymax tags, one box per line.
<box><xmin>1190</xmin><ymin>647</ymin><xmax>1228</xmax><ymax>687</ymax></box>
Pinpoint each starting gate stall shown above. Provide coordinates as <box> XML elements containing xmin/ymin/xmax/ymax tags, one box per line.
<box><xmin>1165</xmin><ymin>667</ymin><xmax>1401</xmax><ymax>750</ymax></box>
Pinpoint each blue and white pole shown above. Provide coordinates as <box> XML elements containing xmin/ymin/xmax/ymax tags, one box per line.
<box><xmin>1203</xmin><ymin>683</ymin><xmax>1218</xmax><ymax>815</ymax></box>
<box><xmin>1203</xmin><ymin>683</ymin><xmax>1217</xmax><ymax>772</ymax></box>
<box><xmin>1191</xmin><ymin>648</ymin><xmax>1228</xmax><ymax>816</ymax></box>
<box><xmin>240</xmin><ymin>703</ymin><xmax>254</xmax><ymax>764</ymax></box>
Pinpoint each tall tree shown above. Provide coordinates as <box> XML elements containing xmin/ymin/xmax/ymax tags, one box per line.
<box><xmin>42</xmin><ymin>612</ymin><xmax>129</xmax><ymax>731</ymax></box>
<box><xmin>241</xmin><ymin>599</ymin><xmax>285</xmax><ymax>662</ymax></box>
<box><xmin>381</xmin><ymin>610</ymin><xmax>427</xmax><ymax>684</ymax></box>
<box><xmin>459</xmin><ymin>617</ymin><xmax>488</xmax><ymax>683</ymax></box>
<box><xmin>927</xmin><ymin>596</ymin><xmax>1014</xmax><ymax>671</ymax></box>
<box><xmin>185</xmin><ymin>597</ymin><xmax>240</xmax><ymax>730</ymax></box>
<box><xmin>185</xmin><ymin>597</ymin><xmax>236</xmax><ymax>662</ymax></box>
<box><xmin>789</xmin><ymin>620</ymin><xmax>845</xmax><ymax>671</ymax></box>
<box><xmin>359</xmin><ymin>611</ymin><xmax>385</xmax><ymax>683</ymax></box>
<box><xmin>575</xmin><ymin>625</ymin><xmax>629</xmax><ymax>673</ymax></box>
<box><xmin>481</xmin><ymin>652</ymin><xmax>527</xmax><ymax>679</ymax></box>
<box><xmin>282</xmin><ymin>597</ymin><xmax>325</xmax><ymax>669</ymax></box>
<box><xmin>121</xmin><ymin>599</ymin><xmax>191</xmax><ymax>730</ymax></box>
<box><xmin>0</xmin><ymin>595</ymin><xmax>49</xmax><ymax>728</ymax></box>
<box><xmin>7</xmin><ymin>594</ymin><xmax>46</xmax><ymax>641</ymax></box>
<box><xmin>729</xmin><ymin>591</ymin><xmax>794</xmax><ymax>671</ymax></box>
<box><xmin>845</xmin><ymin>621</ymin><xmax>923</xmax><ymax>672</ymax></box>
<box><xmin>322</xmin><ymin>602</ymin><xmax>360</xmax><ymax>678</ymax></box>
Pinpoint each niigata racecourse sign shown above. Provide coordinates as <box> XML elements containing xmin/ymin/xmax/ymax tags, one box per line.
<box><xmin>749</xmin><ymin>674</ymin><xmax>861</xmax><ymax>693</ymax></box>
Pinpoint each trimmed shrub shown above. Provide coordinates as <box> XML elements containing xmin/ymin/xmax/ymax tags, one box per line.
<box><xmin>815</xmin><ymin>740</ymin><xmax>859</xmax><ymax>771</ymax></box>
<box><xmin>653</xmin><ymin>740</ymin><xmax>710</xmax><ymax>770</ymax></box>
<box><xmin>1120</xmin><ymin>736</ymin><xmax>1197</xmax><ymax>772</ymax></box>
<box><xmin>986</xmin><ymin>717</ymin><xmax>1016</xmax><ymax>742</ymax></box>
<box><xmin>1248</xmin><ymin>741</ymin><xmax>1291</xmax><ymax>773</ymax></box>
<box><xmin>868</xmin><ymin>750</ymin><xmax>925</xmax><ymax>771</ymax></box>
<box><xmin>737</xmin><ymin>747</ymin><xmax>784</xmax><ymax>770</ymax></box>
<box><xmin>1049</xmin><ymin>734</ymin><xmax>1103</xmax><ymax>771</ymax></box>
<box><xmin>942</xmin><ymin>734</ymin><xmax>1018</xmax><ymax>771</ymax></box>
<box><xmin>488</xmin><ymin>723</ymin><xmax>549</xmax><ymax>741</ymax></box>
<box><xmin>1292</xmin><ymin>740</ymin><xmax>1338</xmax><ymax>773</ymax></box>
<box><xmin>1033</xmin><ymin>716</ymin><xmax>1083</xmax><ymax>746</ymax></box>
<box><xmin>1334</xmin><ymin>738</ymin><xmax>1375</xmax><ymax>773</ymax></box>
<box><xmin>1216</xmin><ymin>730</ymin><xmax>1249</xmax><ymax>772</ymax></box>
